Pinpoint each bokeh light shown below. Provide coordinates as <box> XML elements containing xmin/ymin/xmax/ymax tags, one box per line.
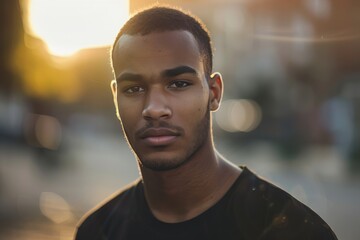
<box><xmin>39</xmin><ymin>192</ymin><xmax>73</xmax><ymax>224</ymax></box>
<box><xmin>28</xmin><ymin>0</ymin><xmax>129</xmax><ymax>56</ymax></box>
<box><xmin>25</xmin><ymin>114</ymin><xmax>62</xmax><ymax>150</ymax></box>
<box><xmin>35</xmin><ymin>115</ymin><xmax>62</xmax><ymax>150</ymax></box>
<box><xmin>215</xmin><ymin>99</ymin><xmax>262</xmax><ymax>132</ymax></box>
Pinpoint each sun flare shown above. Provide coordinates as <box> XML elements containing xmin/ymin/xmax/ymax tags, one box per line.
<box><xmin>28</xmin><ymin>0</ymin><xmax>129</xmax><ymax>57</ymax></box>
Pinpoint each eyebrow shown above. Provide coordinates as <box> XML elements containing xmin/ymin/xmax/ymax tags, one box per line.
<box><xmin>161</xmin><ymin>65</ymin><xmax>197</xmax><ymax>78</ymax></box>
<box><xmin>116</xmin><ymin>65</ymin><xmax>197</xmax><ymax>83</ymax></box>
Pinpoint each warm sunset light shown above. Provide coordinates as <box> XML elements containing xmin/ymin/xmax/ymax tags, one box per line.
<box><xmin>28</xmin><ymin>0</ymin><xmax>129</xmax><ymax>57</ymax></box>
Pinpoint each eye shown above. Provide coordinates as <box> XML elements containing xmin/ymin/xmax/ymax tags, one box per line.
<box><xmin>168</xmin><ymin>80</ymin><xmax>191</xmax><ymax>89</ymax></box>
<box><xmin>124</xmin><ymin>86</ymin><xmax>145</xmax><ymax>94</ymax></box>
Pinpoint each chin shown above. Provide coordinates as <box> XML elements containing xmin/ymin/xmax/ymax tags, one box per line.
<box><xmin>137</xmin><ymin>154</ymin><xmax>189</xmax><ymax>171</ymax></box>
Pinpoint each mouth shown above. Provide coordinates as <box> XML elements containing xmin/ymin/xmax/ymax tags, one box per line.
<box><xmin>139</xmin><ymin>128</ymin><xmax>180</xmax><ymax>146</ymax></box>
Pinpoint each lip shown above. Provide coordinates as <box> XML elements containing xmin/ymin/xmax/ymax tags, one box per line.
<box><xmin>139</xmin><ymin>128</ymin><xmax>180</xmax><ymax>146</ymax></box>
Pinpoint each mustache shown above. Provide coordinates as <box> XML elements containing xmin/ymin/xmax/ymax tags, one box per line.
<box><xmin>135</xmin><ymin>121</ymin><xmax>184</xmax><ymax>138</ymax></box>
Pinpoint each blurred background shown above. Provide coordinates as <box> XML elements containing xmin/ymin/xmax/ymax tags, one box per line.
<box><xmin>0</xmin><ymin>0</ymin><xmax>359</xmax><ymax>239</ymax></box>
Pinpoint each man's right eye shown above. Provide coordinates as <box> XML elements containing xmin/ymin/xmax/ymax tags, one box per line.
<box><xmin>124</xmin><ymin>86</ymin><xmax>145</xmax><ymax>94</ymax></box>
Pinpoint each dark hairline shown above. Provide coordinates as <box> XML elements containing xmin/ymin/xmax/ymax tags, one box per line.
<box><xmin>110</xmin><ymin>6</ymin><xmax>213</xmax><ymax>77</ymax></box>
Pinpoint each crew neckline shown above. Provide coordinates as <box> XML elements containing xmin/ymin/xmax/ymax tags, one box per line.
<box><xmin>138</xmin><ymin>166</ymin><xmax>251</xmax><ymax>230</ymax></box>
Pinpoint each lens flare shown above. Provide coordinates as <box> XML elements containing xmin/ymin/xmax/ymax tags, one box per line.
<box><xmin>28</xmin><ymin>0</ymin><xmax>129</xmax><ymax>57</ymax></box>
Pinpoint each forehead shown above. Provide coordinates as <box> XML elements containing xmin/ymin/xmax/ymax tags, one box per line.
<box><xmin>112</xmin><ymin>30</ymin><xmax>203</xmax><ymax>75</ymax></box>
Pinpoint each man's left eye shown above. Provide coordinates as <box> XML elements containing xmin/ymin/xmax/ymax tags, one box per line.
<box><xmin>168</xmin><ymin>81</ymin><xmax>191</xmax><ymax>89</ymax></box>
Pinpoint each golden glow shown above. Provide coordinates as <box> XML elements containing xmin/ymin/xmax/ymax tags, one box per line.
<box><xmin>28</xmin><ymin>0</ymin><xmax>129</xmax><ymax>57</ymax></box>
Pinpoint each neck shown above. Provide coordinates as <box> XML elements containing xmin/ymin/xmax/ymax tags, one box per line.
<box><xmin>139</xmin><ymin>138</ymin><xmax>241</xmax><ymax>223</ymax></box>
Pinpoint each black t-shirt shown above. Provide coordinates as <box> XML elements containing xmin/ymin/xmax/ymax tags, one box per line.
<box><xmin>75</xmin><ymin>167</ymin><xmax>337</xmax><ymax>240</ymax></box>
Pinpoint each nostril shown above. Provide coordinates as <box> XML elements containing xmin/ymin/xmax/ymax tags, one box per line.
<box><xmin>142</xmin><ymin>104</ymin><xmax>171</xmax><ymax>120</ymax></box>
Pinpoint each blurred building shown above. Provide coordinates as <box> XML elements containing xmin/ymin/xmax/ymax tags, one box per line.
<box><xmin>0</xmin><ymin>0</ymin><xmax>359</xmax><ymax>164</ymax></box>
<box><xmin>129</xmin><ymin>0</ymin><xmax>360</xmax><ymax>161</ymax></box>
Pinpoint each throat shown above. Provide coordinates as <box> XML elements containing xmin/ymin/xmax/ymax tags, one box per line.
<box><xmin>141</xmin><ymin>157</ymin><xmax>241</xmax><ymax>223</ymax></box>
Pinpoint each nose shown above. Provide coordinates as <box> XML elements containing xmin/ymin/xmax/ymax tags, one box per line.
<box><xmin>142</xmin><ymin>88</ymin><xmax>172</xmax><ymax>120</ymax></box>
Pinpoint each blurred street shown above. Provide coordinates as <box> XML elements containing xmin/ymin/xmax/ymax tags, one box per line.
<box><xmin>1</xmin><ymin>129</ymin><xmax>359</xmax><ymax>240</ymax></box>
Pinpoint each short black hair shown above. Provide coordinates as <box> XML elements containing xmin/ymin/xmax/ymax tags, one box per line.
<box><xmin>111</xmin><ymin>6</ymin><xmax>213</xmax><ymax>77</ymax></box>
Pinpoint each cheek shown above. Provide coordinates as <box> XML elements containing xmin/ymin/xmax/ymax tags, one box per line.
<box><xmin>174</xmin><ymin>95</ymin><xmax>208</xmax><ymax>126</ymax></box>
<box><xmin>118</xmin><ymin>103</ymin><xmax>141</xmax><ymax>131</ymax></box>
<box><xmin>186</xmin><ymin>88</ymin><xmax>209</xmax><ymax>116</ymax></box>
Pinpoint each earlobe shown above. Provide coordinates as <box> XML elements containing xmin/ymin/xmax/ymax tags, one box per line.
<box><xmin>209</xmin><ymin>72</ymin><xmax>223</xmax><ymax>111</ymax></box>
<box><xmin>111</xmin><ymin>79</ymin><xmax>117</xmax><ymax>95</ymax></box>
<box><xmin>110</xmin><ymin>80</ymin><xmax>120</xmax><ymax>119</ymax></box>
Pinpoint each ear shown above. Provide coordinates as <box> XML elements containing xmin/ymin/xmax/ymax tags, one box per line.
<box><xmin>110</xmin><ymin>80</ymin><xmax>120</xmax><ymax>119</ymax></box>
<box><xmin>208</xmin><ymin>72</ymin><xmax>223</xmax><ymax>111</ymax></box>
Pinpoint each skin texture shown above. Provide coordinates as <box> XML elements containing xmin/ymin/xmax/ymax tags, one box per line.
<box><xmin>111</xmin><ymin>30</ymin><xmax>241</xmax><ymax>223</ymax></box>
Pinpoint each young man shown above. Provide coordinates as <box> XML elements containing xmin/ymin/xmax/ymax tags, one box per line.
<box><xmin>75</xmin><ymin>6</ymin><xmax>337</xmax><ymax>240</ymax></box>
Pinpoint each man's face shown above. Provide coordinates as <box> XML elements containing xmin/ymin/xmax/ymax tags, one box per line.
<box><xmin>112</xmin><ymin>30</ymin><xmax>219</xmax><ymax>171</ymax></box>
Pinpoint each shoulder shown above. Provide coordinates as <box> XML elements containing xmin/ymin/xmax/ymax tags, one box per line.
<box><xmin>74</xmin><ymin>179</ymin><xmax>142</xmax><ymax>240</ymax></box>
<box><xmin>229</xmin><ymin>167</ymin><xmax>338</xmax><ymax>240</ymax></box>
